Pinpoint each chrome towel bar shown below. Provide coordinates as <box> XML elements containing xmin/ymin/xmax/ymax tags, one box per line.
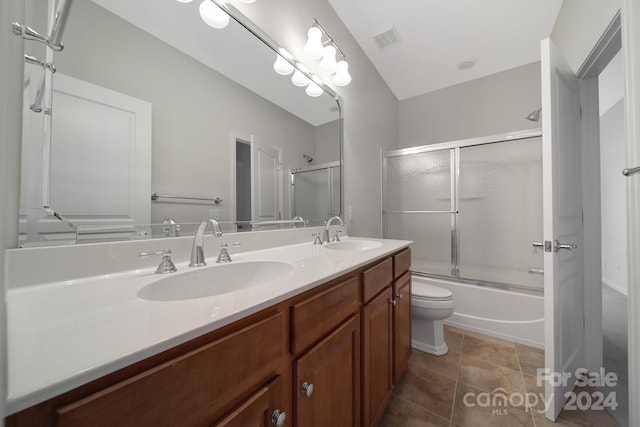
<box><xmin>151</xmin><ymin>192</ymin><xmax>222</xmax><ymax>205</ymax></box>
<box><xmin>622</xmin><ymin>165</ymin><xmax>640</xmax><ymax>177</ymax></box>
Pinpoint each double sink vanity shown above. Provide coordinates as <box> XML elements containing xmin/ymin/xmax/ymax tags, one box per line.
<box><xmin>5</xmin><ymin>228</ymin><xmax>412</xmax><ymax>426</ymax></box>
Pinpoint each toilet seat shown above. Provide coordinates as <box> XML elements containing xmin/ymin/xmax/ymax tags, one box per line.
<box><xmin>412</xmin><ymin>282</ymin><xmax>453</xmax><ymax>301</ymax></box>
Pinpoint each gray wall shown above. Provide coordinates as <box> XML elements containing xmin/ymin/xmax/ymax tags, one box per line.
<box><xmin>600</xmin><ymin>100</ymin><xmax>628</xmax><ymax>293</ymax></box>
<box><xmin>234</xmin><ymin>0</ymin><xmax>400</xmax><ymax>238</ymax></box>
<box><xmin>55</xmin><ymin>0</ymin><xmax>322</xmax><ymax>225</ymax></box>
<box><xmin>399</xmin><ymin>62</ymin><xmax>541</xmax><ymax>147</ymax></box>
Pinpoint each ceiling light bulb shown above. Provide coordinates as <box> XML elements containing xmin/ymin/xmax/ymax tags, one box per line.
<box><xmin>199</xmin><ymin>0</ymin><xmax>229</xmax><ymax>29</ymax></box>
<box><xmin>238</xmin><ymin>0</ymin><xmax>256</xmax><ymax>2</ymax></box>
<box><xmin>176</xmin><ymin>0</ymin><xmax>193</xmax><ymax>3</ymax></box>
<box><xmin>291</xmin><ymin>69</ymin><xmax>310</xmax><ymax>87</ymax></box>
<box><xmin>273</xmin><ymin>54</ymin><xmax>294</xmax><ymax>75</ymax></box>
<box><xmin>305</xmin><ymin>81</ymin><xmax>323</xmax><ymax>97</ymax></box>
<box><xmin>333</xmin><ymin>60</ymin><xmax>351</xmax><ymax>86</ymax></box>
<box><xmin>319</xmin><ymin>45</ymin><xmax>338</xmax><ymax>73</ymax></box>
<box><xmin>303</xmin><ymin>27</ymin><xmax>324</xmax><ymax>60</ymax></box>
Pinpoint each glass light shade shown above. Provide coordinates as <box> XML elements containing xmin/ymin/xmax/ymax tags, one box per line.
<box><xmin>305</xmin><ymin>81</ymin><xmax>323</xmax><ymax>97</ymax></box>
<box><xmin>318</xmin><ymin>45</ymin><xmax>338</xmax><ymax>73</ymax></box>
<box><xmin>291</xmin><ymin>69</ymin><xmax>310</xmax><ymax>87</ymax></box>
<box><xmin>273</xmin><ymin>54</ymin><xmax>294</xmax><ymax>75</ymax></box>
<box><xmin>303</xmin><ymin>27</ymin><xmax>324</xmax><ymax>60</ymax></box>
<box><xmin>199</xmin><ymin>0</ymin><xmax>229</xmax><ymax>29</ymax></box>
<box><xmin>176</xmin><ymin>0</ymin><xmax>193</xmax><ymax>2</ymax></box>
<box><xmin>238</xmin><ymin>0</ymin><xmax>256</xmax><ymax>2</ymax></box>
<box><xmin>333</xmin><ymin>60</ymin><xmax>352</xmax><ymax>86</ymax></box>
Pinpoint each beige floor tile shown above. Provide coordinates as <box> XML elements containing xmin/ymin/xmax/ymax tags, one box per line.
<box><xmin>458</xmin><ymin>354</ymin><xmax>527</xmax><ymax>395</ymax></box>
<box><xmin>412</xmin><ymin>346</ymin><xmax>460</xmax><ymax>381</ymax></box>
<box><xmin>460</xmin><ymin>334</ymin><xmax>520</xmax><ymax>371</ymax></box>
<box><xmin>516</xmin><ymin>345</ymin><xmax>545</xmax><ymax>378</ymax></box>
<box><xmin>378</xmin><ymin>395</ymin><xmax>450</xmax><ymax>427</ymax></box>
<box><xmin>393</xmin><ymin>357</ymin><xmax>457</xmax><ymax>419</ymax></box>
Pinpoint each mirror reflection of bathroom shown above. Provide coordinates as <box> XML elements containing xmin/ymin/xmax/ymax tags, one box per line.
<box><xmin>18</xmin><ymin>0</ymin><xmax>342</xmax><ymax>246</ymax></box>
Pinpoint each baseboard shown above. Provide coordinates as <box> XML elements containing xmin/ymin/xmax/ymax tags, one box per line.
<box><xmin>603</xmin><ymin>278</ymin><xmax>628</xmax><ymax>296</ymax></box>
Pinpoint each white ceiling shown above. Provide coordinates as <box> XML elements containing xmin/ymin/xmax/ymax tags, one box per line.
<box><xmin>328</xmin><ymin>0</ymin><xmax>564</xmax><ymax>100</ymax></box>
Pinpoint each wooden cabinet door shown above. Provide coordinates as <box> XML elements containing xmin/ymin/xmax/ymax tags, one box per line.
<box><xmin>213</xmin><ymin>376</ymin><xmax>286</xmax><ymax>427</ymax></box>
<box><xmin>362</xmin><ymin>287</ymin><xmax>393</xmax><ymax>427</ymax></box>
<box><xmin>55</xmin><ymin>312</ymin><xmax>284</xmax><ymax>427</ymax></box>
<box><xmin>393</xmin><ymin>272</ymin><xmax>412</xmax><ymax>384</ymax></box>
<box><xmin>294</xmin><ymin>315</ymin><xmax>360</xmax><ymax>427</ymax></box>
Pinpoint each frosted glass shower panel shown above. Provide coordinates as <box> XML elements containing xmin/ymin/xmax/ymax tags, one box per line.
<box><xmin>458</xmin><ymin>138</ymin><xmax>543</xmax><ymax>290</ymax></box>
<box><xmin>386</xmin><ymin>213</ymin><xmax>453</xmax><ymax>277</ymax></box>
<box><xmin>292</xmin><ymin>166</ymin><xmax>340</xmax><ymax>220</ymax></box>
<box><xmin>386</xmin><ymin>150</ymin><xmax>453</xmax><ymax>212</ymax></box>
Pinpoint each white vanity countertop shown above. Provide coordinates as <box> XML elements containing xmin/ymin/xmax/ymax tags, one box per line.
<box><xmin>5</xmin><ymin>236</ymin><xmax>410</xmax><ymax>414</ymax></box>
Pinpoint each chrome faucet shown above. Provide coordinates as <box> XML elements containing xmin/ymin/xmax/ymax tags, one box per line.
<box><xmin>189</xmin><ymin>219</ymin><xmax>223</xmax><ymax>267</ymax></box>
<box><xmin>323</xmin><ymin>215</ymin><xmax>344</xmax><ymax>243</ymax></box>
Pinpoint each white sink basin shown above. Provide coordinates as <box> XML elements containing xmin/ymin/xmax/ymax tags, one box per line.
<box><xmin>137</xmin><ymin>261</ymin><xmax>293</xmax><ymax>301</ymax></box>
<box><xmin>325</xmin><ymin>239</ymin><xmax>383</xmax><ymax>251</ymax></box>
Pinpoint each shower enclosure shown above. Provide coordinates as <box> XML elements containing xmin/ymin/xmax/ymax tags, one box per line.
<box><xmin>383</xmin><ymin>130</ymin><xmax>544</xmax><ymax>292</ymax></box>
<box><xmin>290</xmin><ymin>161</ymin><xmax>341</xmax><ymax>221</ymax></box>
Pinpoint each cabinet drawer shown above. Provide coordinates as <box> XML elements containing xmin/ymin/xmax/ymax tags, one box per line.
<box><xmin>362</xmin><ymin>257</ymin><xmax>393</xmax><ymax>303</ymax></box>
<box><xmin>213</xmin><ymin>376</ymin><xmax>285</xmax><ymax>427</ymax></box>
<box><xmin>56</xmin><ymin>312</ymin><xmax>285</xmax><ymax>427</ymax></box>
<box><xmin>291</xmin><ymin>276</ymin><xmax>359</xmax><ymax>355</ymax></box>
<box><xmin>393</xmin><ymin>248</ymin><xmax>411</xmax><ymax>279</ymax></box>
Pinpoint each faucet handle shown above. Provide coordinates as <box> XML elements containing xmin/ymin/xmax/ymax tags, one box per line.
<box><xmin>217</xmin><ymin>242</ymin><xmax>240</xmax><ymax>263</ymax></box>
<box><xmin>221</xmin><ymin>242</ymin><xmax>241</xmax><ymax>248</ymax></box>
<box><xmin>312</xmin><ymin>233</ymin><xmax>323</xmax><ymax>245</ymax></box>
<box><xmin>332</xmin><ymin>230</ymin><xmax>342</xmax><ymax>242</ymax></box>
<box><xmin>139</xmin><ymin>248</ymin><xmax>178</xmax><ymax>274</ymax></box>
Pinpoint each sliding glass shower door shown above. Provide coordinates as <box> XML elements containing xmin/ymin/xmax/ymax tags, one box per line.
<box><xmin>383</xmin><ymin>132</ymin><xmax>543</xmax><ymax>291</ymax></box>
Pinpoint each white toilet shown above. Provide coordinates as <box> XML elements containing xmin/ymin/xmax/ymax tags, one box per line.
<box><xmin>411</xmin><ymin>281</ymin><xmax>455</xmax><ymax>356</ymax></box>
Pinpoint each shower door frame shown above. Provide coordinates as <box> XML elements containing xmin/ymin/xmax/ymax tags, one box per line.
<box><xmin>382</xmin><ymin>129</ymin><xmax>542</xmax><ymax>291</ymax></box>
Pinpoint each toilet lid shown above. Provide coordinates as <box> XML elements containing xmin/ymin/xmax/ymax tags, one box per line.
<box><xmin>413</xmin><ymin>282</ymin><xmax>453</xmax><ymax>300</ymax></box>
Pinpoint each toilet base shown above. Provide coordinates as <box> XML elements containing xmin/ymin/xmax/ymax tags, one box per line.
<box><xmin>411</xmin><ymin>318</ymin><xmax>449</xmax><ymax>356</ymax></box>
<box><xmin>412</xmin><ymin>340</ymin><xmax>449</xmax><ymax>356</ymax></box>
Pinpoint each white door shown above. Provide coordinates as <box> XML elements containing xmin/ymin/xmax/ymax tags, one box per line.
<box><xmin>541</xmin><ymin>38</ymin><xmax>585</xmax><ymax>421</ymax></box>
<box><xmin>20</xmin><ymin>73</ymin><xmax>152</xmax><ymax>244</ymax></box>
<box><xmin>252</xmin><ymin>143</ymin><xmax>281</xmax><ymax>222</ymax></box>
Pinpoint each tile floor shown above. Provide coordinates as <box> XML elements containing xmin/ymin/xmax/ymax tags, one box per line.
<box><xmin>380</xmin><ymin>326</ymin><xmax>622</xmax><ymax>427</ymax></box>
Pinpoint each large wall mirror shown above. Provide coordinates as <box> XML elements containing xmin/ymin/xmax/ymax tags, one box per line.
<box><xmin>19</xmin><ymin>0</ymin><xmax>343</xmax><ymax>246</ymax></box>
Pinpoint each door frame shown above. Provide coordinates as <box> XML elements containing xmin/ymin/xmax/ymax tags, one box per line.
<box><xmin>621</xmin><ymin>1</ymin><xmax>640</xmax><ymax>426</ymax></box>
<box><xmin>576</xmin><ymin>11</ymin><xmax>622</xmax><ymax>375</ymax></box>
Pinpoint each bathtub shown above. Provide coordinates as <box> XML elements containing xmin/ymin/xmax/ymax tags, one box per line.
<box><xmin>413</xmin><ymin>274</ymin><xmax>544</xmax><ymax>349</ymax></box>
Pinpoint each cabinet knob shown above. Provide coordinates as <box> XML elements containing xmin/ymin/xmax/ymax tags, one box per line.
<box><xmin>271</xmin><ymin>409</ymin><xmax>287</xmax><ymax>427</ymax></box>
<box><xmin>389</xmin><ymin>298</ymin><xmax>397</xmax><ymax>306</ymax></box>
<box><xmin>301</xmin><ymin>381</ymin><xmax>314</xmax><ymax>398</ymax></box>
<box><xmin>396</xmin><ymin>292</ymin><xmax>403</xmax><ymax>299</ymax></box>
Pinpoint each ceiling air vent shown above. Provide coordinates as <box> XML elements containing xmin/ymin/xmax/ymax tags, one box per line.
<box><xmin>373</xmin><ymin>26</ymin><xmax>401</xmax><ymax>49</ymax></box>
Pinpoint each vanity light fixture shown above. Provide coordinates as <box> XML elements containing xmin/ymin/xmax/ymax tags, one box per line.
<box><xmin>199</xmin><ymin>0</ymin><xmax>229</xmax><ymax>29</ymax></box>
<box><xmin>333</xmin><ymin>60</ymin><xmax>351</xmax><ymax>86</ymax></box>
<box><xmin>318</xmin><ymin>45</ymin><xmax>338</xmax><ymax>73</ymax></box>
<box><xmin>303</xmin><ymin>27</ymin><xmax>324</xmax><ymax>60</ymax></box>
<box><xmin>273</xmin><ymin>53</ymin><xmax>294</xmax><ymax>75</ymax></box>
<box><xmin>291</xmin><ymin>69</ymin><xmax>311</xmax><ymax>87</ymax></box>
<box><xmin>238</xmin><ymin>0</ymin><xmax>256</xmax><ymax>3</ymax></box>
<box><xmin>303</xmin><ymin>19</ymin><xmax>351</xmax><ymax>86</ymax></box>
<box><xmin>305</xmin><ymin>81</ymin><xmax>323</xmax><ymax>97</ymax></box>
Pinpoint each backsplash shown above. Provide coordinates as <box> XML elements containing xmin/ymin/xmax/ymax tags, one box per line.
<box><xmin>6</xmin><ymin>226</ymin><xmax>344</xmax><ymax>289</ymax></box>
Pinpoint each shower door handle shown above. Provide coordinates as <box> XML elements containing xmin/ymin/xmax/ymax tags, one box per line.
<box><xmin>532</xmin><ymin>242</ymin><xmax>544</xmax><ymax>249</ymax></box>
